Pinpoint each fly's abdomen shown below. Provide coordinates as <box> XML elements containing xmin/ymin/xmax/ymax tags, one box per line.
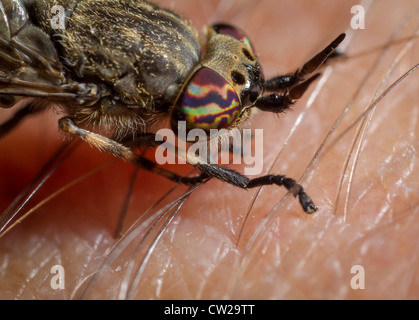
<box><xmin>31</xmin><ymin>0</ymin><xmax>201</xmax><ymax>109</ymax></box>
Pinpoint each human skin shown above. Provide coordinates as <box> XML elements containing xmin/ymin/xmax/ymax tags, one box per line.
<box><xmin>0</xmin><ymin>0</ymin><xmax>418</xmax><ymax>299</ymax></box>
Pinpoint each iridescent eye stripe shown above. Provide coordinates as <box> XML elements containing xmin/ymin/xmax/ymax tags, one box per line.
<box><xmin>175</xmin><ymin>67</ymin><xmax>241</xmax><ymax>132</ymax></box>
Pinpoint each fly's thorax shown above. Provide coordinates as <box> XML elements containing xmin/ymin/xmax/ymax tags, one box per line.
<box><xmin>31</xmin><ymin>0</ymin><xmax>201</xmax><ymax>109</ymax></box>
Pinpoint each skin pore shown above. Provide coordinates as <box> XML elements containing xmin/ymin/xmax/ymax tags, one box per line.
<box><xmin>0</xmin><ymin>0</ymin><xmax>418</xmax><ymax>299</ymax></box>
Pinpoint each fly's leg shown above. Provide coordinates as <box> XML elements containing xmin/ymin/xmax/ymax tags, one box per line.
<box><xmin>0</xmin><ymin>102</ymin><xmax>40</xmax><ymax>139</ymax></box>
<box><xmin>254</xmin><ymin>73</ymin><xmax>320</xmax><ymax>113</ymax></box>
<box><xmin>58</xmin><ymin>117</ymin><xmax>209</xmax><ymax>185</ymax></box>
<box><xmin>120</xmin><ymin>132</ymin><xmax>166</xmax><ymax>149</ymax></box>
<box><xmin>59</xmin><ymin>118</ymin><xmax>316</xmax><ymax>213</ymax></box>
<box><xmin>194</xmin><ymin>163</ymin><xmax>317</xmax><ymax>213</ymax></box>
<box><xmin>246</xmin><ymin>174</ymin><xmax>317</xmax><ymax>213</ymax></box>
<box><xmin>60</xmin><ymin>120</ymin><xmax>207</xmax><ymax>239</ymax></box>
<box><xmin>248</xmin><ymin>35</ymin><xmax>346</xmax><ymax>211</ymax></box>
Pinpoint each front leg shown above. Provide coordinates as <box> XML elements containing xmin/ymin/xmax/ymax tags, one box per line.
<box><xmin>195</xmin><ymin>163</ymin><xmax>317</xmax><ymax>214</ymax></box>
<box><xmin>59</xmin><ymin>118</ymin><xmax>316</xmax><ymax>213</ymax></box>
<box><xmin>58</xmin><ymin>117</ymin><xmax>208</xmax><ymax>185</ymax></box>
<box><xmin>255</xmin><ymin>73</ymin><xmax>320</xmax><ymax>113</ymax></box>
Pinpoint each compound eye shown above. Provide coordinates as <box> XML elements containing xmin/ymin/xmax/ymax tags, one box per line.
<box><xmin>212</xmin><ymin>23</ymin><xmax>255</xmax><ymax>55</ymax></box>
<box><xmin>171</xmin><ymin>67</ymin><xmax>241</xmax><ymax>138</ymax></box>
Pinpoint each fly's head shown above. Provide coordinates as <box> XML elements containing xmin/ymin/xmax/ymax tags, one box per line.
<box><xmin>170</xmin><ymin>23</ymin><xmax>265</xmax><ymax>140</ymax></box>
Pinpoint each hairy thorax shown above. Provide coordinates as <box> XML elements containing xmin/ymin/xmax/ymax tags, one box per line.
<box><xmin>30</xmin><ymin>0</ymin><xmax>201</xmax><ymax>110</ymax></box>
